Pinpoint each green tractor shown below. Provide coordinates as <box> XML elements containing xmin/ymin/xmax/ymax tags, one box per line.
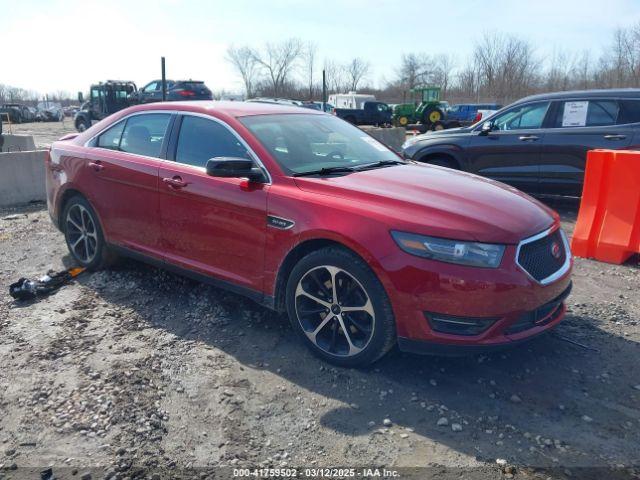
<box><xmin>393</xmin><ymin>86</ymin><xmax>448</xmax><ymax>130</ymax></box>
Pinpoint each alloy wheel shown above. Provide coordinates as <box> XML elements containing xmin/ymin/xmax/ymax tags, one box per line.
<box><xmin>66</xmin><ymin>204</ymin><xmax>98</xmax><ymax>264</ymax></box>
<box><xmin>295</xmin><ymin>265</ymin><xmax>375</xmax><ymax>357</ymax></box>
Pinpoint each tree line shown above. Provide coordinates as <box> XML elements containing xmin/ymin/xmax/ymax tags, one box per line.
<box><xmin>3</xmin><ymin>23</ymin><xmax>640</xmax><ymax>106</ymax></box>
<box><xmin>227</xmin><ymin>23</ymin><xmax>640</xmax><ymax>104</ymax></box>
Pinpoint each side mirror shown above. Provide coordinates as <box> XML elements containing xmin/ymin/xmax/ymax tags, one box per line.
<box><xmin>206</xmin><ymin>157</ymin><xmax>266</xmax><ymax>182</ymax></box>
<box><xmin>480</xmin><ymin>121</ymin><xmax>494</xmax><ymax>135</ymax></box>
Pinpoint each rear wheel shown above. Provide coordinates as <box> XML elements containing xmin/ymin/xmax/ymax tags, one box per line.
<box><xmin>422</xmin><ymin>107</ymin><xmax>443</xmax><ymax>126</ymax></box>
<box><xmin>62</xmin><ymin>196</ymin><xmax>114</xmax><ymax>270</ymax></box>
<box><xmin>286</xmin><ymin>247</ymin><xmax>396</xmax><ymax>367</ymax></box>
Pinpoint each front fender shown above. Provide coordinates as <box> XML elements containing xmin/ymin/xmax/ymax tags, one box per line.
<box><xmin>409</xmin><ymin>143</ymin><xmax>468</xmax><ymax>169</ymax></box>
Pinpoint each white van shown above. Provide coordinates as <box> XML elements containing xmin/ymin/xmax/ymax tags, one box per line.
<box><xmin>328</xmin><ymin>92</ymin><xmax>376</xmax><ymax>109</ymax></box>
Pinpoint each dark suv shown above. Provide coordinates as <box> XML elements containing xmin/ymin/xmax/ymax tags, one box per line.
<box><xmin>132</xmin><ymin>80</ymin><xmax>213</xmax><ymax>103</ymax></box>
<box><xmin>403</xmin><ymin>89</ymin><xmax>640</xmax><ymax>197</ymax></box>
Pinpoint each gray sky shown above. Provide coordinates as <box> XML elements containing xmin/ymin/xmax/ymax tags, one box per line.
<box><xmin>3</xmin><ymin>0</ymin><xmax>639</xmax><ymax>95</ymax></box>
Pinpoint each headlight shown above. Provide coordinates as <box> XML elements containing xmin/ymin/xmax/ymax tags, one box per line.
<box><xmin>391</xmin><ymin>231</ymin><xmax>505</xmax><ymax>268</ymax></box>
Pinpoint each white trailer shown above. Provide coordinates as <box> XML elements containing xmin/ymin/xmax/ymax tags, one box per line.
<box><xmin>328</xmin><ymin>92</ymin><xmax>376</xmax><ymax>109</ymax></box>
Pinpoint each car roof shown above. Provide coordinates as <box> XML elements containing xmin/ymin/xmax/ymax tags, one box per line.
<box><xmin>123</xmin><ymin>100</ymin><xmax>321</xmax><ymax>118</ymax></box>
<box><xmin>514</xmin><ymin>88</ymin><xmax>640</xmax><ymax>104</ymax></box>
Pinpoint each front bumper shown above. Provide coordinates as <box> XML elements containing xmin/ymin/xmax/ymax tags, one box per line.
<box><xmin>377</xmin><ymin>234</ymin><xmax>573</xmax><ymax>351</ymax></box>
<box><xmin>397</xmin><ymin>283</ymin><xmax>571</xmax><ymax>355</ymax></box>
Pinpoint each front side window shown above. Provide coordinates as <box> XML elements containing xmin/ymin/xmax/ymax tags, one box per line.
<box><xmin>240</xmin><ymin>114</ymin><xmax>399</xmax><ymax>175</ymax></box>
<box><xmin>175</xmin><ymin>116</ymin><xmax>249</xmax><ymax>168</ymax></box>
<box><xmin>491</xmin><ymin>102</ymin><xmax>550</xmax><ymax>131</ymax></box>
<box><xmin>554</xmin><ymin>100</ymin><xmax>619</xmax><ymax>127</ymax></box>
<box><xmin>119</xmin><ymin>114</ymin><xmax>171</xmax><ymax>158</ymax></box>
<box><xmin>97</xmin><ymin>120</ymin><xmax>125</xmax><ymax>150</ymax></box>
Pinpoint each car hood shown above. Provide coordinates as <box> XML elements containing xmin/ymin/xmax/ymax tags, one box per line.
<box><xmin>294</xmin><ymin>164</ymin><xmax>556</xmax><ymax>244</ymax></box>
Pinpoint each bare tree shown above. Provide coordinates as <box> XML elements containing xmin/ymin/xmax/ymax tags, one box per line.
<box><xmin>324</xmin><ymin>60</ymin><xmax>347</xmax><ymax>93</ymax></box>
<box><xmin>251</xmin><ymin>38</ymin><xmax>303</xmax><ymax>97</ymax></box>
<box><xmin>303</xmin><ymin>42</ymin><xmax>317</xmax><ymax>100</ymax></box>
<box><xmin>472</xmin><ymin>32</ymin><xmax>538</xmax><ymax>103</ymax></box>
<box><xmin>226</xmin><ymin>45</ymin><xmax>260</xmax><ymax>98</ymax></box>
<box><xmin>345</xmin><ymin>57</ymin><xmax>370</xmax><ymax>91</ymax></box>
<box><xmin>433</xmin><ymin>54</ymin><xmax>455</xmax><ymax>96</ymax></box>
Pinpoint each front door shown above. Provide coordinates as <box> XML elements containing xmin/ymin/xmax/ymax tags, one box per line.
<box><xmin>84</xmin><ymin>112</ymin><xmax>172</xmax><ymax>256</ymax></box>
<box><xmin>540</xmin><ymin>99</ymin><xmax>633</xmax><ymax>196</ymax></box>
<box><xmin>159</xmin><ymin>114</ymin><xmax>269</xmax><ymax>292</ymax></box>
<box><xmin>467</xmin><ymin>101</ymin><xmax>552</xmax><ymax>194</ymax></box>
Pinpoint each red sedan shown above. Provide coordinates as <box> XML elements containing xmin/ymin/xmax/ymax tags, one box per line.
<box><xmin>46</xmin><ymin>101</ymin><xmax>572</xmax><ymax>366</ymax></box>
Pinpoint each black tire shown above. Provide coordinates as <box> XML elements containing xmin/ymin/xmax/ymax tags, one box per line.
<box><xmin>423</xmin><ymin>155</ymin><xmax>458</xmax><ymax>169</ymax></box>
<box><xmin>285</xmin><ymin>246</ymin><xmax>396</xmax><ymax>367</ymax></box>
<box><xmin>76</xmin><ymin>117</ymin><xmax>89</xmax><ymax>132</ymax></box>
<box><xmin>62</xmin><ymin>195</ymin><xmax>115</xmax><ymax>270</ymax></box>
<box><xmin>422</xmin><ymin>106</ymin><xmax>443</xmax><ymax>126</ymax></box>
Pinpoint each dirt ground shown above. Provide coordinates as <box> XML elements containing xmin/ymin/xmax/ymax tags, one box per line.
<box><xmin>1</xmin><ymin>125</ymin><xmax>639</xmax><ymax>479</ymax></box>
<box><xmin>6</xmin><ymin>120</ymin><xmax>77</xmax><ymax>149</ymax></box>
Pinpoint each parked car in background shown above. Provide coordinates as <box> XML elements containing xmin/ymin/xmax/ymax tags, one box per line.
<box><xmin>37</xmin><ymin>102</ymin><xmax>64</xmax><ymax>121</ymax></box>
<box><xmin>46</xmin><ymin>101</ymin><xmax>572</xmax><ymax>366</ymax></box>
<box><xmin>334</xmin><ymin>101</ymin><xmax>392</xmax><ymax>125</ymax></box>
<box><xmin>0</xmin><ymin>103</ymin><xmax>34</xmax><ymax>123</ymax></box>
<box><xmin>402</xmin><ymin>89</ymin><xmax>640</xmax><ymax>197</ymax></box>
<box><xmin>131</xmin><ymin>80</ymin><xmax>213</xmax><ymax>103</ymax></box>
<box><xmin>446</xmin><ymin>103</ymin><xmax>502</xmax><ymax>126</ymax></box>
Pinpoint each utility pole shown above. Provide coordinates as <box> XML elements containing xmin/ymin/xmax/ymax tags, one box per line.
<box><xmin>322</xmin><ymin>70</ymin><xmax>327</xmax><ymax>112</ymax></box>
<box><xmin>161</xmin><ymin>57</ymin><xmax>167</xmax><ymax>101</ymax></box>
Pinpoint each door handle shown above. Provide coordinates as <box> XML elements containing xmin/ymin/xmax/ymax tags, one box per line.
<box><xmin>604</xmin><ymin>134</ymin><xmax>626</xmax><ymax>140</ymax></box>
<box><xmin>163</xmin><ymin>176</ymin><xmax>189</xmax><ymax>189</ymax></box>
<box><xmin>88</xmin><ymin>161</ymin><xmax>104</xmax><ymax>171</ymax></box>
<box><xmin>518</xmin><ymin>135</ymin><xmax>539</xmax><ymax>141</ymax></box>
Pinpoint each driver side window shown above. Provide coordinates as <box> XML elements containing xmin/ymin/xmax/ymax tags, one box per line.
<box><xmin>492</xmin><ymin>102</ymin><xmax>550</xmax><ymax>131</ymax></box>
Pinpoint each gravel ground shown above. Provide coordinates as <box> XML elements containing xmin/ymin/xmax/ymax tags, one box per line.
<box><xmin>1</xmin><ymin>123</ymin><xmax>639</xmax><ymax>478</ymax></box>
<box><xmin>6</xmin><ymin>120</ymin><xmax>76</xmax><ymax>149</ymax></box>
<box><xmin>0</xmin><ymin>200</ymin><xmax>639</xmax><ymax>480</ymax></box>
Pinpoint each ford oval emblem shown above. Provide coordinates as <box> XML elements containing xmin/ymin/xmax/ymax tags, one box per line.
<box><xmin>551</xmin><ymin>241</ymin><xmax>562</xmax><ymax>259</ymax></box>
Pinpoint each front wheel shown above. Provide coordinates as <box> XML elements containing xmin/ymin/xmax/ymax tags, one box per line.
<box><xmin>286</xmin><ymin>247</ymin><xmax>396</xmax><ymax>367</ymax></box>
<box><xmin>75</xmin><ymin>117</ymin><xmax>89</xmax><ymax>132</ymax></box>
<box><xmin>62</xmin><ymin>196</ymin><xmax>114</xmax><ymax>270</ymax></box>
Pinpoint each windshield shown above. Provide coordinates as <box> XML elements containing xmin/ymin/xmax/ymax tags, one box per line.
<box><xmin>240</xmin><ymin>114</ymin><xmax>400</xmax><ymax>175</ymax></box>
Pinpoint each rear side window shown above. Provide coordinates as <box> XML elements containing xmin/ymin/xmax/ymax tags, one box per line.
<box><xmin>175</xmin><ymin>116</ymin><xmax>249</xmax><ymax>168</ymax></box>
<box><xmin>119</xmin><ymin>114</ymin><xmax>171</xmax><ymax>158</ymax></box>
<box><xmin>618</xmin><ymin>100</ymin><xmax>640</xmax><ymax>124</ymax></box>
<box><xmin>554</xmin><ymin>100</ymin><xmax>619</xmax><ymax>127</ymax></box>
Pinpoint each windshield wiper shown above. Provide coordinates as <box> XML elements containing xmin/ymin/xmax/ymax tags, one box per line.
<box><xmin>293</xmin><ymin>166</ymin><xmax>357</xmax><ymax>177</ymax></box>
<box><xmin>353</xmin><ymin>159</ymin><xmax>407</xmax><ymax>171</ymax></box>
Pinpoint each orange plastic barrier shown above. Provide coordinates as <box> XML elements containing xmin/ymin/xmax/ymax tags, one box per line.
<box><xmin>571</xmin><ymin>149</ymin><xmax>640</xmax><ymax>264</ymax></box>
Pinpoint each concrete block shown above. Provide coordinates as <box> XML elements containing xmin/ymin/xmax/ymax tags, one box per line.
<box><xmin>0</xmin><ymin>134</ymin><xmax>36</xmax><ymax>152</ymax></box>
<box><xmin>0</xmin><ymin>150</ymin><xmax>47</xmax><ymax>206</ymax></box>
<box><xmin>359</xmin><ymin>126</ymin><xmax>406</xmax><ymax>152</ymax></box>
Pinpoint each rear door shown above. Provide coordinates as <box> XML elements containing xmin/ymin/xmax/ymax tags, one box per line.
<box><xmin>540</xmin><ymin>98</ymin><xmax>633</xmax><ymax>196</ymax></box>
<box><xmin>158</xmin><ymin>114</ymin><xmax>269</xmax><ymax>292</ymax></box>
<box><xmin>466</xmin><ymin>101</ymin><xmax>552</xmax><ymax>194</ymax></box>
<box><xmin>85</xmin><ymin>112</ymin><xmax>172</xmax><ymax>256</ymax></box>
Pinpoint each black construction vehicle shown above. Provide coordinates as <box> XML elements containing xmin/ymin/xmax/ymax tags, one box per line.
<box><xmin>74</xmin><ymin>80</ymin><xmax>138</xmax><ymax>131</ymax></box>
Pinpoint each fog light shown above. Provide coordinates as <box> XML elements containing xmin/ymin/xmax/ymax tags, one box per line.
<box><xmin>424</xmin><ymin>312</ymin><xmax>498</xmax><ymax>336</ymax></box>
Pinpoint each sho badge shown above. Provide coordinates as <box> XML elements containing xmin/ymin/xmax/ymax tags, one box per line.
<box><xmin>267</xmin><ymin>215</ymin><xmax>295</xmax><ymax>230</ymax></box>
